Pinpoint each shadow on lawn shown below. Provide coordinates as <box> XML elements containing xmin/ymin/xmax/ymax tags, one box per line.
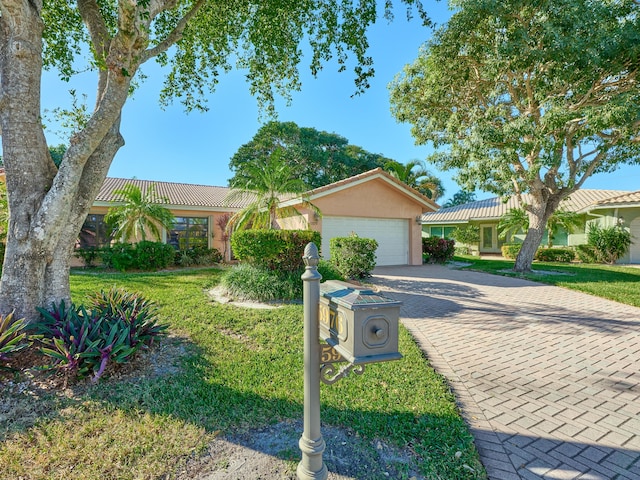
<box><xmin>76</xmin><ymin>340</ymin><xmax>484</xmax><ymax>480</ymax></box>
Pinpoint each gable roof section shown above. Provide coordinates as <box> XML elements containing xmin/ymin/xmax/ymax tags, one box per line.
<box><xmin>590</xmin><ymin>191</ymin><xmax>640</xmax><ymax>208</ymax></box>
<box><xmin>421</xmin><ymin>189</ymin><xmax>631</xmax><ymax>224</ymax></box>
<box><xmin>95</xmin><ymin>177</ymin><xmax>251</xmax><ymax>209</ymax></box>
<box><xmin>301</xmin><ymin>168</ymin><xmax>439</xmax><ymax>212</ymax></box>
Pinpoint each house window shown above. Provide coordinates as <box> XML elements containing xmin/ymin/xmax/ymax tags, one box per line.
<box><xmin>169</xmin><ymin>217</ymin><xmax>209</xmax><ymax>250</ymax></box>
<box><xmin>443</xmin><ymin>227</ymin><xmax>456</xmax><ymax>239</ymax></box>
<box><xmin>78</xmin><ymin>214</ymin><xmax>112</xmax><ymax>248</ymax></box>
<box><xmin>430</xmin><ymin>226</ymin><xmax>443</xmax><ymax>238</ymax></box>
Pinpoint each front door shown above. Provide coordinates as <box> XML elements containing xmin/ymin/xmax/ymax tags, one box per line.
<box><xmin>480</xmin><ymin>224</ymin><xmax>499</xmax><ymax>253</ymax></box>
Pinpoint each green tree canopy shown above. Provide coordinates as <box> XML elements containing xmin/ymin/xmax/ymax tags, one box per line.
<box><xmin>226</xmin><ymin>148</ymin><xmax>320</xmax><ymax>230</ymax></box>
<box><xmin>0</xmin><ymin>0</ymin><xmax>432</xmax><ymax>321</ymax></box>
<box><xmin>390</xmin><ymin>0</ymin><xmax>640</xmax><ymax>272</ymax></box>
<box><xmin>229</xmin><ymin>121</ymin><xmax>392</xmax><ymax>189</ymax></box>
<box><xmin>442</xmin><ymin>191</ymin><xmax>476</xmax><ymax>208</ymax></box>
<box><xmin>104</xmin><ymin>184</ymin><xmax>174</xmax><ymax>242</ymax></box>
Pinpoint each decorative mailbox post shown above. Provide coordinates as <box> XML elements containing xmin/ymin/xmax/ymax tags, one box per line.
<box><xmin>298</xmin><ymin>243</ymin><xmax>402</xmax><ymax>480</ymax></box>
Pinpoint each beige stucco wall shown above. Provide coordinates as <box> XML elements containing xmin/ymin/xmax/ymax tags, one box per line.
<box><xmin>299</xmin><ymin>178</ymin><xmax>432</xmax><ymax>266</ymax></box>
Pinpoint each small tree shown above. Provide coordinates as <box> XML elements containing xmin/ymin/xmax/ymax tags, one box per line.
<box><xmin>451</xmin><ymin>225</ymin><xmax>480</xmax><ymax>254</ymax></box>
<box><xmin>105</xmin><ymin>184</ymin><xmax>174</xmax><ymax>243</ymax></box>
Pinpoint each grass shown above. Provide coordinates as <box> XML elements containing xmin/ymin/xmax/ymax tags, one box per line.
<box><xmin>456</xmin><ymin>256</ymin><xmax>640</xmax><ymax>307</ymax></box>
<box><xmin>0</xmin><ymin>268</ymin><xmax>486</xmax><ymax>479</ymax></box>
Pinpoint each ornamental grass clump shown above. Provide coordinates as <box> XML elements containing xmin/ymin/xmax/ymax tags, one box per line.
<box><xmin>35</xmin><ymin>288</ymin><xmax>167</xmax><ymax>382</ymax></box>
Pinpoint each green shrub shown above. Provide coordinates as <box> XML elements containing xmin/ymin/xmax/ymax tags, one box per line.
<box><xmin>587</xmin><ymin>224</ymin><xmax>632</xmax><ymax>264</ymax></box>
<box><xmin>0</xmin><ymin>242</ymin><xmax>5</xmax><ymax>269</ymax></box>
<box><xmin>74</xmin><ymin>246</ymin><xmax>101</xmax><ymax>267</ymax></box>
<box><xmin>231</xmin><ymin>229</ymin><xmax>321</xmax><ymax>272</ymax></box>
<box><xmin>575</xmin><ymin>244</ymin><xmax>599</xmax><ymax>264</ymax></box>
<box><xmin>0</xmin><ymin>312</ymin><xmax>30</xmax><ymax>368</ymax></box>
<box><xmin>534</xmin><ymin>247</ymin><xmax>575</xmax><ymax>263</ymax></box>
<box><xmin>221</xmin><ymin>259</ymin><xmax>344</xmax><ymax>303</ymax></box>
<box><xmin>176</xmin><ymin>245</ymin><xmax>222</xmax><ymax>266</ymax></box>
<box><xmin>101</xmin><ymin>243</ymin><xmax>136</xmax><ymax>271</ymax></box>
<box><xmin>135</xmin><ymin>241</ymin><xmax>175</xmax><ymax>270</ymax></box>
<box><xmin>330</xmin><ymin>234</ymin><xmax>378</xmax><ymax>279</ymax></box>
<box><xmin>221</xmin><ymin>264</ymin><xmax>301</xmax><ymax>302</ymax></box>
<box><xmin>422</xmin><ymin>237</ymin><xmax>455</xmax><ymax>263</ymax></box>
<box><xmin>501</xmin><ymin>243</ymin><xmax>522</xmax><ymax>259</ymax></box>
<box><xmin>317</xmin><ymin>259</ymin><xmax>344</xmax><ymax>281</ymax></box>
<box><xmin>35</xmin><ymin>288</ymin><xmax>167</xmax><ymax>382</ymax></box>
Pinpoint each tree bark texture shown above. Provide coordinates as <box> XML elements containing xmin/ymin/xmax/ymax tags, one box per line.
<box><xmin>513</xmin><ymin>190</ymin><xmax>564</xmax><ymax>272</ymax></box>
<box><xmin>0</xmin><ymin>0</ymin><xmax>129</xmax><ymax>321</ymax></box>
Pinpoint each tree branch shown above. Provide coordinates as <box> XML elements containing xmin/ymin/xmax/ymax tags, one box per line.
<box><xmin>77</xmin><ymin>0</ymin><xmax>111</xmax><ymax>64</ymax></box>
<box><xmin>140</xmin><ymin>0</ymin><xmax>206</xmax><ymax>63</ymax></box>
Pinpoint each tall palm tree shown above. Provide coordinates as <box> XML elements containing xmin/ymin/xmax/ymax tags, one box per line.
<box><xmin>384</xmin><ymin>159</ymin><xmax>444</xmax><ymax>201</ymax></box>
<box><xmin>225</xmin><ymin>148</ymin><xmax>320</xmax><ymax>230</ymax></box>
<box><xmin>105</xmin><ymin>183</ymin><xmax>174</xmax><ymax>242</ymax></box>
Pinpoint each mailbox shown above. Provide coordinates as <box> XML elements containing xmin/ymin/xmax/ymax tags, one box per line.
<box><xmin>318</xmin><ymin>280</ymin><xmax>402</xmax><ymax>365</ymax></box>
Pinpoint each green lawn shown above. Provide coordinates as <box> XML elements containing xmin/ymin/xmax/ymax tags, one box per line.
<box><xmin>457</xmin><ymin>257</ymin><xmax>640</xmax><ymax>307</ymax></box>
<box><xmin>0</xmin><ymin>268</ymin><xmax>486</xmax><ymax>480</ymax></box>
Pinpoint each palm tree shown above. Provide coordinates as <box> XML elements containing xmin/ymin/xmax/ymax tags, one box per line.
<box><xmin>384</xmin><ymin>159</ymin><xmax>445</xmax><ymax>201</ymax></box>
<box><xmin>497</xmin><ymin>207</ymin><xmax>529</xmax><ymax>241</ymax></box>
<box><xmin>225</xmin><ymin>148</ymin><xmax>320</xmax><ymax>230</ymax></box>
<box><xmin>497</xmin><ymin>207</ymin><xmax>582</xmax><ymax>247</ymax></box>
<box><xmin>545</xmin><ymin>210</ymin><xmax>582</xmax><ymax>247</ymax></box>
<box><xmin>105</xmin><ymin>183</ymin><xmax>174</xmax><ymax>242</ymax></box>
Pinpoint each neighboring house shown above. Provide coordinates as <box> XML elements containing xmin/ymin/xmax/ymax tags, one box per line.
<box><xmin>420</xmin><ymin>189</ymin><xmax>640</xmax><ymax>263</ymax></box>
<box><xmin>81</xmin><ymin>168</ymin><xmax>438</xmax><ymax>266</ymax></box>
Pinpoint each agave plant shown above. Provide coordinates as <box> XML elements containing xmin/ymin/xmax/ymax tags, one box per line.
<box><xmin>0</xmin><ymin>312</ymin><xmax>31</xmax><ymax>367</ymax></box>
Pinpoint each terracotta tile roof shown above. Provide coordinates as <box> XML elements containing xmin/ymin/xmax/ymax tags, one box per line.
<box><xmin>420</xmin><ymin>189</ymin><xmax>631</xmax><ymax>223</ymax></box>
<box><xmin>95</xmin><ymin>177</ymin><xmax>252</xmax><ymax>209</ymax></box>
<box><xmin>306</xmin><ymin>168</ymin><xmax>439</xmax><ymax>211</ymax></box>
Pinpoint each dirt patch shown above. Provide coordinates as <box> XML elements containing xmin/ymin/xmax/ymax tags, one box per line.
<box><xmin>173</xmin><ymin>419</ymin><xmax>424</xmax><ymax>480</ymax></box>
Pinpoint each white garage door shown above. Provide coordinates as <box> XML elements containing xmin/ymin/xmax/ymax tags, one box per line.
<box><xmin>321</xmin><ymin>216</ymin><xmax>409</xmax><ymax>266</ymax></box>
<box><xmin>630</xmin><ymin>217</ymin><xmax>640</xmax><ymax>264</ymax></box>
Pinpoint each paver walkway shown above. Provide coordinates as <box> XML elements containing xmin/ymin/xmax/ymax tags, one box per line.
<box><xmin>370</xmin><ymin>264</ymin><xmax>640</xmax><ymax>480</ymax></box>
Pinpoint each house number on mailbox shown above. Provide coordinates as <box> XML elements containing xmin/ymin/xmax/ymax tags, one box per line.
<box><xmin>318</xmin><ymin>303</ymin><xmax>347</xmax><ymax>340</ymax></box>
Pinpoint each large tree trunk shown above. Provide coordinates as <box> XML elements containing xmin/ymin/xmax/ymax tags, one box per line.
<box><xmin>0</xmin><ymin>0</ymin><xmax>130</xmax><ymax>322</ymax></box>
<box><xmin>513</xmin><ymin>191</ymin><xmax>564</xmax><ymax>272</ymax></box>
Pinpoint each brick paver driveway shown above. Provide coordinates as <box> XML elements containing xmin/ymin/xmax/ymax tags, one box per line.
<box><xmin>370</xmin><ymin>264</ymin><xmax>640</xmax><ymax>480</ymax></box>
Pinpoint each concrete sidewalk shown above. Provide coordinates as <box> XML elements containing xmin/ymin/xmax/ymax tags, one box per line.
<box><xmin>370</xmin><ymin>265</ymin><xmax>640</xmax><ymax>480</ymax></box>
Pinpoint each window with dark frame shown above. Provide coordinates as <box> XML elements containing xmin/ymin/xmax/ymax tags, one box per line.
<box><xmin>78</xmin><ymin>214</ymin><xmax>112</xmax><ymax>248</ymax></box>
<box><xmin>169</xmin><ymin>216</ymin><xmax>209</xmax><ymax>250</ymax></box>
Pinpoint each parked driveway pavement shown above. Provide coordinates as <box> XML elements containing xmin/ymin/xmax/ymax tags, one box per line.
<box><xmin>370</xmin><ymin>264</ymin><xmax>640</xmax><ymax>480</ymax></box>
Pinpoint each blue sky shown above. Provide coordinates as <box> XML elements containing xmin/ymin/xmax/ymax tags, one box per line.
<box><xmin>41</xmin><ymin>2</ymin><xmax>639</xmax><ymax>203</ymax></box>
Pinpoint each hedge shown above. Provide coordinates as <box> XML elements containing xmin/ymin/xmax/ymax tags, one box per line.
<box><xmin>230</xmin><ymin>229</ymin><xmax>321</xmax><ymax>272</ymax></box>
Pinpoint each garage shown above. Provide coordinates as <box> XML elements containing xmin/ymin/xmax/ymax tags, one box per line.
<box><xmin>321</xmin><ymin>216</ymin><xmax>409</xmax><ymax>266</ymax></box>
